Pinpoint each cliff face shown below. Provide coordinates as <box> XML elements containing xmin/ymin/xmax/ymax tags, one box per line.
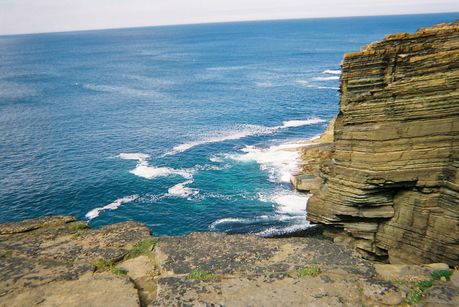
<box><xmin>306</xmin><ymin>21</ymin><xmax>459</xmax><ymax>265</ymax></box>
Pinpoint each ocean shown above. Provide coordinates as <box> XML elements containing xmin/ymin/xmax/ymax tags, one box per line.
<box><xmin>1</xmin><ymin>13</ymin><xmax>458</xmax><ymax>236</ymax></box>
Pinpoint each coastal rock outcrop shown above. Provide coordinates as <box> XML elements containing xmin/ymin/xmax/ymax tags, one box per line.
<box><xmin>0</xmin><ymin>216</ymin><xmax>152</xmax><ymax>306</ymax></box>
<box><xmin>1</xmin><ymin>217</ymin><xmax>458</xmax><ymax>305</ymax></box>
<box><xmin>291</xmin><ymin>118</ymin><xmax>335</xmax><ymax>193</ymax></box>
<box><xmin>304</xmin><ymin>21</ymin><xmax>459</xmax><ymax>265</ymax></box>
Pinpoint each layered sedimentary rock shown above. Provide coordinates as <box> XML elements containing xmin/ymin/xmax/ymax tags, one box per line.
<box><xmin>306</xmin><ymin>21</ymin><xmax>459</xmax><ymax>265</ymax></box>
<box><xmin>291</xmin><ymin>119</ymin><xmax>335</xmax><ymax>193</ymax></box>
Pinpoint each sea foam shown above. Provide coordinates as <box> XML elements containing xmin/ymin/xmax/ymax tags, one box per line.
<box><xmin>322</xmin><ymin>69</ymin><xmax>341</xmax><ymax>75</ymax></box>
<box><xmin>118</xmin><ymin>153</ymin><xmax>192</xmax><ymax>180</ymax></box>
<box><xmin>255</xmin><ymin>223</ymin><xmax>311</xmax><ymax>237</ymax></box>
<box><xmin>311</xmin><ymin>76</ymin><xmax>340</xmax><ymax>81</ymax></box>
<box><xmin>85</xmin><ymin>195</ymin><xmax>139</xmax><ymax>220</ymax></box>
<box><xmin>209</xmin><ymin>215</ymin><xmax>298</xmax><ymax>231</ymax></box>
<box><xmin>258</xmin><ymin>190</ymin><xmax>311</xmax><ymax>215</ymax></box>
<box><xmin>281</xmin><ymin>118</ymin><xmax>325</xmax><ymax>128</ymax></box>
<box><xmin>167</xmin><ymin>117</ymin><xmax>324</xmax><ymax>155</ymax></box>
<box><xmin>167</xmin><ymin>180</ymin><xmax>199</xmax><ymax>198</ymax></box>
<box><xmin>216</xmin><ymin>137</ymin><xmax>317</xmax><ymax>235</ymax></box>
<box><xmin>226</xmin><ymin>140</ymin><xmax>313</xmax><ymax>183</ymax></box>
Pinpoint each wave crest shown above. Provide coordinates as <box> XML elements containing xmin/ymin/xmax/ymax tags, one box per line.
<box><xmin>167</xmin><ymin>180</ymin><xmax>199</xmax><ymax>198</ymax></box>
<box><xmin>322</xmin><ymin>69</ymin><xmax>341</xmax><ymax>75</ymax></box>
<box><xmin>86</xmin><ymin>195</ymin><xmax>139</xmax><ymax>220</ymax></box>
<box><xmin>311</xmin><ymin>76</ymin><xmax>340</xmax><ymax>81</ymax></box>
<box><xmin>167</xmin><ymin>118</ymin><xmax>324</xmax><ymax>155</ymax></box>
<box><xmin>118</xmin><ymin>152</ymin><xmax>193</xmax><ymax>180</ymax></box>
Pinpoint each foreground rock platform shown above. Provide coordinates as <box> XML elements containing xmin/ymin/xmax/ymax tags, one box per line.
<box><xmin>1</xmin><ymin>217</ymin><xmax>458</xmax><ymax>306</ymax></box>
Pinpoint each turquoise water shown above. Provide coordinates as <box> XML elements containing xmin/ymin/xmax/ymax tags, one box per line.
<box><xmin>1</xmin><ymin>13</ymin><xmax>458</xmax><ymax>235</ymax></box>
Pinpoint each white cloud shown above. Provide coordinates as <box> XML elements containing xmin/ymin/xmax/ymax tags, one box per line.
<box><xmin>0</xmin><ymin>0</ymin><xmax>458</xmax><ymax>35</ymax></box>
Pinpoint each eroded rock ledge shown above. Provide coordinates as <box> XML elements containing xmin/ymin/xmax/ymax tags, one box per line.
<box><xmin>297</xmin><ymin>20</ymin><xmax>459</xmax><ymax>265</ymax></box>
<box><xmin>1</xmin><ymin>216</ymin><xmax>458</xmax><ymax>306</ymax></box>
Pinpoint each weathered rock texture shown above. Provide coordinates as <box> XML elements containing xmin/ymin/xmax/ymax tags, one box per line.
<box><xmin>0</xmin><ymin>216</ymin><xmax>152</xmax><ymax>307</ymax></box>
<box><xmin>2</xmin><ymin>217</ymin><xmax>459</xmax><ymax>306</ymax></box>
<box><xmin>291</xmin><ymin>118</ymin><xmax>335</xmax><ymax>193</ymax></box>
<box><xmin>306</xmin><ymin>21</ymin><xmax>459</xmax><ymax>265</ymax></box>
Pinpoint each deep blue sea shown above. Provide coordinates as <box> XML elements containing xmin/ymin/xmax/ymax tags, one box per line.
<box><xmin>1</xmin><ymin>13</ymin><xmax>458</xmax><ymax>236</ymax></box>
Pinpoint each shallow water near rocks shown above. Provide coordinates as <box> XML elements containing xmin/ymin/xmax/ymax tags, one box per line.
<box><xmin>1</xmin><ymin>13</ymin><xmax>458</xmax><ymax>235</ymax></box>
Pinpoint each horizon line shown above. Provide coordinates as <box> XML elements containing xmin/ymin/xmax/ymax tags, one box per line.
<box><xmin>1</xmin><ymin>11</ymin><xmax>458</xmax><ymax>37</ymax></box>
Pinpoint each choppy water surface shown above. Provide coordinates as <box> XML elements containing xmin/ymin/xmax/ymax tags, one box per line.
<box><xmin>1</xmin><ymin>13</ymin><xmax>458</xmax><ymax>235</ymax></box>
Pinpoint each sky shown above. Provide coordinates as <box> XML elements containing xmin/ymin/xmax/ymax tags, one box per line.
<box><xmin>0</xmin><ymin>0</ymin><xmax>458</xmax><ymax>35</ymax></box>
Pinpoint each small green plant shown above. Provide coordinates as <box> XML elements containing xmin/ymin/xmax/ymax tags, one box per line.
<box><xmin>405</xmin><ymin>287</ymin><xmax>423</xmax><ymax>304</ymax></box>
<box><xmin>297</xmin><ymin>265</ymin><xmax>321</xmax><ymax>277</ymax></box>
<box><xmin>111</xmin><ymin>267</ymin><xmax>128</xmax><ymax>276</ymax></box>
<box><xmin>187</xmin><ymin>269</ymin><xmax>216</xmax><ymax>281</ymax></box>
<box><xmin>0</xmin><ymin>250</ymin><xmax>13</xmax><ymax>258</ymax></box>
<box><xmin>431</xmin><ymin>270</ymin><xmax>452</xmax><ymax>281</ymax></box>
<box><xmin>92</xmin><ymin>258</ymin><xmax>128</xmax><ymax>276</ymax></box>
<box><xmin>72</xmin><ymin>232</ymin><xmax>82</xmax><ymax>238</ymax></box>
<box><xmin>404</xmin><ymin>279</ymin><xmax>433</xmax><ymax>304</ymax></box>
<box><xmin>124</xmin><ymin>238</ymin><xmax>157</xmax><ymax>260</ymax></box>
<box><xmin>92</xmin><ymin>258</ymin><xmax>114</xmax><ymax>271</ymax></box>
<box><xmin>69</xmin><ymin>223</ymin><xmax>89</xmax><ymax>231</ymax></box>
<box><xmin>417</xmin><ymin>279</ymin><xmax>433</xmax><ymax>288</ymax></box>
<box><xmin>399</xmin><ymin>277</ymin><xmax>439</xmax><ymax>305</ymax></box>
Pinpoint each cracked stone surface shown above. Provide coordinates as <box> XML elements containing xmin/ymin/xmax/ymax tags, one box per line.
<box><xmin>1</xmin><ymin>216</ymin><xmax>458</xmax><ymax>306</ymax></box>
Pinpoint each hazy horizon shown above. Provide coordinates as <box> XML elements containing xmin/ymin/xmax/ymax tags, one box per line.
<box><xmin>1</xmin><ymin>0</ymin><xmax>459</xmax><ymax>36</ymax></box>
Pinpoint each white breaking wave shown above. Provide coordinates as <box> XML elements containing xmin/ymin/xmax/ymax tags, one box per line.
<box><xmin>226</xmin><ymin>140</ymin><xmax>314</xmax><ymax>183</ymax></box>
<box><xmin>322</xmin><ymin>69</ymin><xmax>341</xmax><ymax>75</ymax></box>
<box><xmin>118</xmin><ymin>153</ymin><xmax>150</xmax><ymax>161</ymax></box>
<box><xmin>167</xmin><ymin>125</ymin><xmax>275</xmax><ymax>155</ymax></box>
<box><xmin>167</xmin><ymin>180</ymin><xmax>199</xmax><ymax>198</ymax></box>
<box><xmin>166</xmin><ymin>118</ymin><xmax>324</xmax><ymax>155</ymax></box>
<box><xmin>281</xmin><ymin>118</ymin><xmax>325</xmax><ymax>128</ymax></box>
<box><xmin>216</xmin><ymin>136</ymin><xmax>318</xmax><ymax>236</ymax></box>
<box><xmin>311</xmin><ymin>76</ymin><xmax>340</xmax><ymax>81</ymax></box>
<box><xmin>255</xmin><ymin>223</ymin><xmax>311</xmax><ymax>237</ymax></box>
<box><xmin>258</xmin><ymin>190</ymin><xmax>311</xmax><ymax>215</ymax></box>
<box><xmin>118</xmin><ymin>153</ymin><xmax>193</xmax><ymax>180</ymax></box>
<box><xmin>314</xmin><ymin>86</ymin><xmax>339</xmax><ymax>90</ymax></box>
<box><xmin>85</xmin><ymin>195</ymin><xmax>139</xmax><ymax>220</ymax></box>
<box><xmin>209</xmin><ymin>215</ymin><xmax>298</xmax><ymax>230</ymax></box>
<box><xmin>131</xmin><ymin>165</ymin><xmax>192</xmax><ymax>180</ymax></box>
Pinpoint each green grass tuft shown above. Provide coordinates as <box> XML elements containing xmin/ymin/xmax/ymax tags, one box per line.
<box><xmin>92</xmin><ymin>258</ymin><xmax>114</xmax><ymax>271</ymax></box>
<box><xmin>124</xmin><ymin>238</ymin><xmax>157</xmax><ymax>260</ymax></box>
<box><xmin>417</xmin><ymin>280</ymin><xmax>433</xmax><ymax>288</ymax></box>
<box><xmin>111</xmin><ymin>267</ymin><xmax>128</xmax><ymax>276</ymax></box>
<box><xmin>399</xmin><ymin>277</ymin><xmax>439</xmax><ymax>305</ymax></box>
<box><xmin>431</xmin><ymin>270</ymin><xmax>452</xmax><ymax>281</ymax></box>
<box><xmin>0</xmin><ymin>250</ymin><xmax>13</xmax><ymax>258</ymax></box>
<box><xmin>297</xmin><ymin>265</ymin><xmax>321</xmax><ymax>277</ymax></box>
<box><xmin>187</xmin><ymin>269</ymin><xmax>216</xmax><ymax>281</ymax></box>
<box><xmin>69</xmin><ymin>223</ymin><xmax>89</xmax><ymax>231</ymax></box>
<box><xmin>92</xmin><ymin>258</ymin><xmax>129</xmax><ymax>276</ymax></box>
<box><xmin>405</xmin><ymin>287</ymin><xmax>424</xmax><ymax>304</ymax></box>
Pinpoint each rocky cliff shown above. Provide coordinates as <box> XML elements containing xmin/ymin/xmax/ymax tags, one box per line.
<box><xmin>304</xmin><ymin>21</ymin><xmax>459</xmax><ymax>265</ymax></box>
